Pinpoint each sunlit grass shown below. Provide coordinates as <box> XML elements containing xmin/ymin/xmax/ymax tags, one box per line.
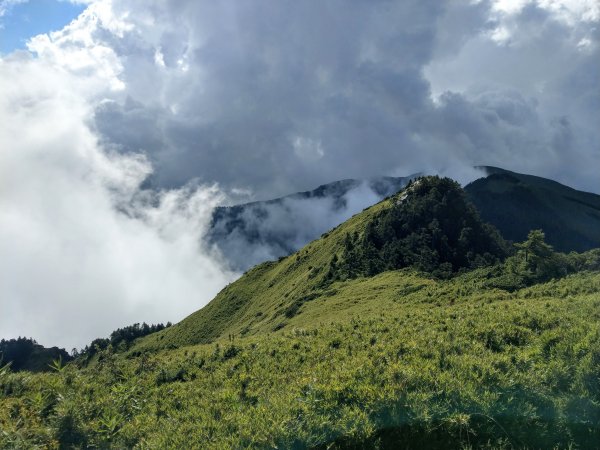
<box><xmin>2</xmin><ymin>270</ymin><xmax>599</xmax><ymax>448</ymax></box>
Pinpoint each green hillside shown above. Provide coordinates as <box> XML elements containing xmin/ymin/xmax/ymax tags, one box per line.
<box><xmin>134</xmin><ymin>189</ymin><xmax>390</xmax><ymax>352</ymax></box>
<box><xmin>465</xmin><ymin>167</ymin><xmax>600</xmax><ymax>252</ymax></box>
<box><xmin>134</xmin><ymin>177</ymin><xmax>508</xmax><ymax>352</ymax></box>
<box><xmin>2</xmin><ymin>270</ymin><xmax>599</xmax><ymax>448</ymax></box>
<box><xmin>2</xmin><ymin>176</ymin><xmax>600</xmax><ymax>449</ymax></box>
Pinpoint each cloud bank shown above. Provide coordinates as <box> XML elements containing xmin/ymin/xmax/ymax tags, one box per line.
<box><xmin>1</xmin><ymin>0</ymin><xmax>598</xmax><ymax>348</ymax></box>
<box><xmin>0</xmin><ymin>52</ymin><xmax>236</xmax><ymax>349</ymax></box>
<box><xmin>15</xmin><ymin>0</ymin><xmax>598</xmax><ymax>197</ymax></box>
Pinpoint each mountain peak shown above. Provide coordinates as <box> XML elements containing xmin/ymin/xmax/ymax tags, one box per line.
<box><xmin>136</xmin><ymin>175</ymin><xmax>509</xmax><ymax>352</ymax></box>
<box><xmin>328</xmin><ymin>176</ymin><xmax>509</xmax><ymax>281</ymax></box>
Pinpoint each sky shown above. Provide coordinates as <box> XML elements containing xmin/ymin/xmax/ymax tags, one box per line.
<box><xmin>0</xmin><ymin>0</ymin><xmax>86</xmax><ymax>54</ymax></box>
<box><xmin>0</xmin><ymin>0</ymin><xmax>599</xmax><ymax>349</ymax></box>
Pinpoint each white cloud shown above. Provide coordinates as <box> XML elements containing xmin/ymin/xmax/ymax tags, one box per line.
<box><xmin>292</xmin><ymin>136</ymin><xmax>325</xmax><ymax>162</ymax></box>
<box><xmin>25</xmin><ymin>1</ymin><xmax>131</xmax><ymax>92</ymax></box>
<box><xmin>0</xmin><ymin>0</ymin><xmax>27</xmax><ymax>17</ymax></box>
<box><xmin>0</xmin><ymin>50</ymin><xmax>236</xmax><ymax>349</ymax></box>
<box><xmin>1</xmin><ymin>0</ymin><xmax>598</xmax><ymax>348</ymax></box>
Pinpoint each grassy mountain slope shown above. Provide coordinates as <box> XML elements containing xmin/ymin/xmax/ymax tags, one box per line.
<box><xmin>3</xmin><ymin>176</ymin><xmax>600</xmax><ymax>449</ymax></box>
<box><xmin>2</xmin><ymin>270</ymin><xmax>599</xmax><ymax>448</ymax></box>
<box><xmin>136</xmin><ymin>193</ymin><xmax>391</xmax><ymax>352</ymax></box>
<box><xmin>135</xmin><ymin>177</ymin><xmax>506</xmax><ymax>353</ymax></box>
<box><xmin>465</xmin><ymin>166</ymin><xmax>600</xmax><ymax>252</ymax></box>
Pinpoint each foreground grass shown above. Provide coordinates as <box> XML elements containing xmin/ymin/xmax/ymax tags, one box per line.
<box><xmin>2</xmin><ymin>271</ymin><xmax>599</xmax><ymax>449</ymax></box>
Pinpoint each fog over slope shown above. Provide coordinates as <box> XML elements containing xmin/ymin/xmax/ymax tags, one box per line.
<box><xmin>207</xmin><ymin>177</ymin><xmax>416</xmax><ymax>271</ymax></box>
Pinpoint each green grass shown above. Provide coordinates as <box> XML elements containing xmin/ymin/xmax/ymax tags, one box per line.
<box><xmin>132</xmin><ymin>177</ymin><xmax>508</xmax><ymax>354</ymax></box>
<box><xmin>2</xmin><ymin>270</ymin><xmax>600</xmax><ymax>449</ymax></box>
<box><xmin>3</xmin><ymin>179</ymin><xmax>600</xmax><ymax>448</ymax></box>
<box><xmin>133</xmin><ymin>196</ymin><xmax>393</xmax><ymax>353</ymax></box>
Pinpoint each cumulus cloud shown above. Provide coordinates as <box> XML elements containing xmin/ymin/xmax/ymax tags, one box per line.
<box><xmin>425</xmin><ymin>0</ymin><xmax>600</xmax><ymax>188</ymax></box>
<box><xmin>0</xmin><ymin>52</ymin><xmax>236</xmax><ymax>349</ymax></box>
<box><xmin>1</xmin><ymin>0</ymin><xmax>599</xmax><ymax>347</ymax></box>
<box><xmin>70</xmin><ymin>0</ymin><xmax>598</xmax><ymax>195</ymax></box>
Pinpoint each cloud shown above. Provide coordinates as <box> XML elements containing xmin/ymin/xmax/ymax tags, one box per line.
<box><xmin>52</xmin><ymin>0</ymin><xmax>596</xmax><ymax>195</ymax></box>
<box><xmin>0</xmin><ymin>0</ymin><xmax>27</xmax><ymax>17</ymax></box>
<box><xmin>425</xmin><ymin>1</ymin><xmax>600</xmax><ymax>188</ymax></box>
<box><xmin>1</xmin><ymin>0</ymin><xmax>599</xmax><ymax>347</ymax></box>
<box><xmin>0</xmin><ymin>52</ymin><xmax>236</xmax><ymax>349</ymax></box>
<box><xmin>208</xmin><ymin>179</ymin><xmax>414</xmax><ymax>272</ymax></box>
<box><xmin>32</xmin><ymin>0</ymin><xmax>488</xmax><ymax>196</ymax></box>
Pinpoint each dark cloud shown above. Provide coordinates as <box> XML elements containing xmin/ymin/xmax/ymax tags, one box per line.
<box><xmin>88</xmin><ymin>1</ymin><xmax>451</xmax><ymax>196</ymax></box>
<box><xmin>2</xmin><ymin>0</ymin><xmax>599</xmax><ymax>348</ymax></box>
<box><xmin>82</xmin><ymin>0</ymin><xmax>600</xmax><ymax>196</ymax></box>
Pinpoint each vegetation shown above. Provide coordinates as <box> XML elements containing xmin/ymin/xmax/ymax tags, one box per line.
<box><xmin>76</xmin><ymin>322</ymin><xmax>172</xmax><ymax>361</ymax></box>
<box><xmin>133</xmin><ymin>177</ymin><xmax>511</xmax><ymax>352</ymax></box>
<box><xmin>0</xmin><ymin>338</ymin><xmax>71</xmax><ymax>373</ymax></box>
<box><xmin>489</xmin><ymin>230</ymin><xmax>600</xmax><ymax>292</ymax></box>
<box><xmin>332</xmin><ymin>177</ymin><xmax>508</xmax><ymax>280</ymax></box>
<box><xmin>1</xmin><ymin>269</ymin><xmax>599</xmax><ymax>448</ymax></box>
<box><xmin>2</xmin><ymin>176</ymin><xmax>599</xmax><ymax>448</ymax></box>
<box><xmin>465</xmin><ymin>167</ymin><xmax>600</xmax><ymax>253</ymax></box>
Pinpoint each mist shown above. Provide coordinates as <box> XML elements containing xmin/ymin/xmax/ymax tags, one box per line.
<box><xmin>0</xmin><ymin>54</ymin><xmax>237</xmax><ymax>349</ymax></box>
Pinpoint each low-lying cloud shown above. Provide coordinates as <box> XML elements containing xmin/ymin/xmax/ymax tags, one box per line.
<box><xmin>208</xmin><ymin>179</ymin><xmax>410</xmax><ymax>272</ymax></box>
<box><xmin>0</xmin><ymin>54</ymin><xmax>236</xmax><ymax>349</ymax></box>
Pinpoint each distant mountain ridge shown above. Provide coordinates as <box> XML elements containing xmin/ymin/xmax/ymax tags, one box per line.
<box><xmin>207</xmin><ymin>167</ymin><xmax>600</xmax><ymax>271</ymax></box>
<box><xmin>207</xmin><ymin>175</ymin><xmax>417</xmax><ymax>271</ymax></box>
<box><xmin>465</xmin><ymin>166</ymin><xmax>600</xmax><ymax>252</ymax></box>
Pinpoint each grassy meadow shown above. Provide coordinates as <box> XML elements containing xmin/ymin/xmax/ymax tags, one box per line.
<box><xmin>2</xmin><ymin>178</ymin><xmax>599</xmax><ymax>449</ymax></box>
<box><xmin>2</xmin><ymin>269</ymin><xmax>599</xmax><ymax>448</ymax></box>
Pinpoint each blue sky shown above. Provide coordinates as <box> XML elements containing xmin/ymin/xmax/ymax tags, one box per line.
<box><xmin>0</xmin><ymin>0</ymin><xmax>85</xmax><ymax>54</ymax></box>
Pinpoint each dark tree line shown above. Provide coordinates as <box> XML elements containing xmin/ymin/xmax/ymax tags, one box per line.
<box><xmin>77</xmin><ymin>321</ymin><xmax>172</xmax><ymax>360</ymax></box>
<box><xmin>493</xmin><ymin>229</ymin><xmax>600</xmax><ymax>290</ymax></box>
<box><xmin>325</xmin><ymin>176</ymin><xmax>510</xmax><ymax>282</ymax></box>
<box><xmin>2</xmin><ymin>322</ymin><xmax>173</xmax><ymax>371</ymax></box>
<box><xmin>0</xmin><ymin>337</ymin><xmax>71</xmax><ymax>372</ymax></box>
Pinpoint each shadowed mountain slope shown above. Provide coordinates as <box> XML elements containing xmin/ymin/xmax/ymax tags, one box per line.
<box><xmin>465</xmin><ymin>166</ymin><xmax>600</xmax><ymax>252</ymax></box>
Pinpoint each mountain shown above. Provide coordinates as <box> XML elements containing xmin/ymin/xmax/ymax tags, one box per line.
<box><xmin>207</xmin><ymin>175</ymin><xmax>416</xmax><ymax>271</ymax></box>
<box><xmin>208</xmin><ymin>168</ymin><xmax>600</xmax><ymax>273</ymax></box>
<box><xmin>131</xmin><ymin>178</ymin><xmax>507</xmax><ymax>351</ymax></box>
<box><xmin>3</xmin><ymin>176</ymin><xmax>600</xmax><ymax>449</ymax></box>
<box><xmin>465</xmin><ymin>166</ymin><xmax>600</xmax><ymax>252</ymax></box>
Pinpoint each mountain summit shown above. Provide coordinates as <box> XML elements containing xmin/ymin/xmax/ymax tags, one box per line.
<box><xmin>138</xmin><ymin>176</ymin><xmax>509</xmax><ymax>351</ymax></box>
<box><xmin>465</xmin><ymin>167</ymin><xmax>600</xmax><ymax>252</ymax></box>
<box><xmin>207</xmin><ymin>167</ymin><xmax>600</xmax><ymax>273</ymax></box>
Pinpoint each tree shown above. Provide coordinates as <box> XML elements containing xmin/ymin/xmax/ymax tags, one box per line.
<box><xmin>510</xmin><ymin>230</ymin><xmax>563</xmax><ymax>282</ymax></box>
<box><xmin>331</xmin><ymin>176</ymin><xmax>509</xmax><ymax>281</ymax></box>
